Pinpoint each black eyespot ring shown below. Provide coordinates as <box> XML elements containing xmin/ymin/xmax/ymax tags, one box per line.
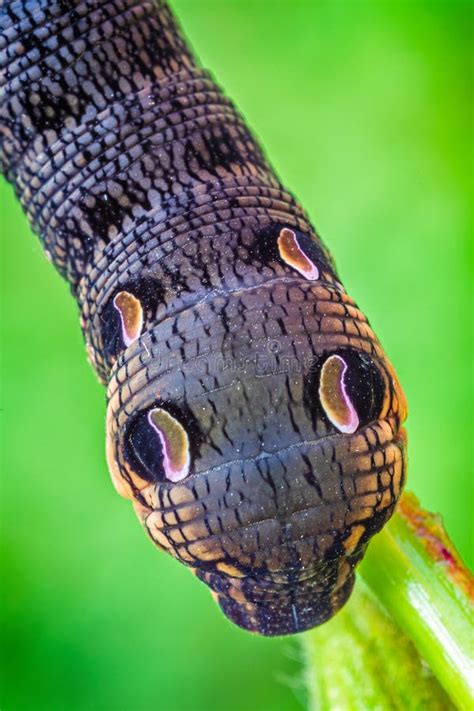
<box><xmin>249</xmin><ymin>223</ymin><xmax>338</xmax><ymax>278</ymax></box>
<box><xmin>304</xmin><ymin>349</ymin><xmax>386</xmax><ymax>432</ymax></box>
<box><xmin>339</xmin><ymin>350</ymin><xmax>385</xmax><ymax>426</ymax></box>
<box><xmin>123</xmin><ymin>402</ymin><xmax>203</xmax><ymax>484</ymax></box>
<box><xmin>125</xmin><ymin>409</ymin><xmax>167</xmax><ymax>484</ymax></box>
<box><xmin>100</xmin><ymin>276</ymin><xmax>163</xmax><ymax>359</ymax></box>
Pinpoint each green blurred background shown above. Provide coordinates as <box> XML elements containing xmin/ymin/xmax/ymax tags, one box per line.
<box><xmin>1</xmin><ymin>2</ymin><xmax>472</xmax><ymax>710</ymax></box>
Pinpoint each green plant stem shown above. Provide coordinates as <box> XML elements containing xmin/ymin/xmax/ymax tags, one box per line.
<box><xmin>302</xmin><ymin>581</ymin><xmax>454</xmax><ymax>711</ymax></box>
<box><xmin>359</xmin><ymin>494</ymin><xmax>473</xmax><ymax>709</ymax></box>
<box><xmin>302</xmin><ymin>493</ymin><xmax>474</xmax><ymax>710</ymax></box>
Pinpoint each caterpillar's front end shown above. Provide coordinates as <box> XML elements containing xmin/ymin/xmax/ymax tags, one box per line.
<box><xmin>0</xmin><ymin>0</ymin><xmax>407</xmax><ymax>635</ymax></box>
<box><xmin>103</xmin><ymin>269</ymin><xmax>407</xmax><ymax>635</ymax></box>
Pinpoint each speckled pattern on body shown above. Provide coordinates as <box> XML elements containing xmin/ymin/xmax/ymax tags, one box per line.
<box><xmin>0</xmin><ymin>0</ymin><xmax>408</xmax><ymax>635</ymax></box>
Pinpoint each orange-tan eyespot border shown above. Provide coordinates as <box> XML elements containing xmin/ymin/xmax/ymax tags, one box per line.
<box><xmin>105</xmin><ymin>396</ymin><xmax>192</xmax><ymax>501</ymax></box>
<box><xmin>106</xmin><ymin>426</ymin><xmax>133</xmax><ymax>500</ymax></box>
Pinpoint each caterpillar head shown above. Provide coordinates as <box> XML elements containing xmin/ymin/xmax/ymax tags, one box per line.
<box><xmin>104</xmin><ymin>273</ymin><xmax>407</xmax><ymax>636</ymax></box>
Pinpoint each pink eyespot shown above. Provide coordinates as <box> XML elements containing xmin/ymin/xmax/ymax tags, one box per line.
<box><xmin>147</xmin><ymin>408</ymin><xmax>190</xmax><ymax>483</ymax></box>
<box><xmin>113</xmin><ymin>291</ymin><xmax>143</xmax><ymax>347</ymax></box>
<box><xmin>319</xmin><ymin>354</ymin><xmax>359</xmax><ymax>433</ymax></box>
<box><xmin>277</xmin><ymin>227</ymin><xmax>319</xmax><ymax>280</ymax></box>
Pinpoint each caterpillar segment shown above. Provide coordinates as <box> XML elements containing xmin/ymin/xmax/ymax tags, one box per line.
<box><xmin>0</xmin><ymin>0</ymin><xmax>407</xmax><ymax>635</ymax></box>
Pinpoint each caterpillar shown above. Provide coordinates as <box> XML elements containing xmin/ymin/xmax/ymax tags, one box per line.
<box><xmin>0</xmin><ymin>0</ymin><xmax>408</xmax><ymax>636</ymax></box>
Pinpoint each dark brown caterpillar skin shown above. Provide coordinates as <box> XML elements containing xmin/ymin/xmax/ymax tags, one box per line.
<box><xmin>0</xmin><ymin>0</ymin><xmax>408</xmax><ymax>636</ymax></box>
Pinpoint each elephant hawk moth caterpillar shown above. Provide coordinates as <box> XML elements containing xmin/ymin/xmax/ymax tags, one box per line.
<box><xmin>0</xmin><ymin>0</ymin><xmax>408</xmax><ymax>636</ymax></box>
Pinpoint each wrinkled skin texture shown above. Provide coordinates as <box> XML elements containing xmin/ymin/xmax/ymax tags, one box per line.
<box><xmin>0</xmin><ymin>0</ymin><xmax>407</xmax><ymax>635</ymax></box>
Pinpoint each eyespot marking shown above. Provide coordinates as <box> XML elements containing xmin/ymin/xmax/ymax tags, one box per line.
<box><xmin>319</xmin><ymin>354</ymin><xmax>359</xmax><ymax>433</ymax></box>
<box><xmin>277</xmin><ymin>227</ymin><xmax>319</xmax><ymax>280</ymax></box>
<box><xmin>113</xmin><ymin>291</ymin><xmax>143</xmax><ymax>347</ymax></box>
<box><xmin>147</xmin><ymin>408</ymin><xmax>190</xmax><ymax>483</ymax></box>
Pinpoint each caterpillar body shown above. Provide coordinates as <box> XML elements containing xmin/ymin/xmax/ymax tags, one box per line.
<box><xmin>0</xmin><ymin>0</ymin><xmax>407</xmax><ymax>635</ymax></box>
